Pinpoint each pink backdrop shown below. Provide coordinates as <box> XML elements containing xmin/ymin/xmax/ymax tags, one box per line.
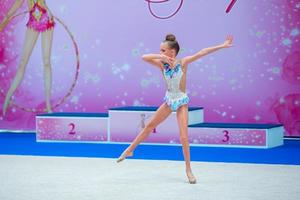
<box><xmin>0</xmin><ymin>0</ymin><xmax>299</xmax><ymax>136</ymax></box>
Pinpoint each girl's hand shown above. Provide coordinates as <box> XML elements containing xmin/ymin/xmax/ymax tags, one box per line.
<box><xmin>0</xmin><ymin>23</ymin><xmax>4</xmax><ymax>32</ymax></box>
<box><xmin>49</xmin><ymin>16</ymin><xmax>54</xmax><ymax>24</ymax></box>
<box><xmin>222</xmin><ymin>35</ymin><xmax>234</xmax><ymax>48</ymax></box>
<box><xmin>0</xmin><ymin>17</ymin><xmax>10</xmax><ymax>32</ymax></box>
<box><xmin>161</xmin><ymin>55</ymin><xmax>175</xmax><ymax>67</ymax></box>
<box><xmin>48</xmin><ymin>11</ymin><xmax>54</xmax><ymax>22</ymax></box>
<box><xmin>0</xmin><ymin>19</ymin><xmax>10</xmax><ymax>32</ymax></box>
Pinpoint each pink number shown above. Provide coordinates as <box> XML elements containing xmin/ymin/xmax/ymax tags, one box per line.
<box><xmin>222</xmin><ymin>130</ymin><xmax>230</xmax><ymax>142</ymax></box>
<box><xmin>68</xmin><ymin>123</ymin><xmax>76</xmax><ymax>135</ymax></box>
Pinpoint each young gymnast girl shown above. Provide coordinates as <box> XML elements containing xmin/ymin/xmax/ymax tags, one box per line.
<box><xmin>0</xmin><ymin>0</ymin><xmax>55</xmax><ymax>115</ymax></box>
<box><xmin>117</xmin><ymin>34</ymin><xmax>233</xmax><ymax>184</ymax></box>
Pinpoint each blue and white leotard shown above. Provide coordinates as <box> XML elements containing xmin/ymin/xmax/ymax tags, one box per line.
<box><xmin>162</xmin><ymin>61</ymin><xmax>189</xmax><ymax>111</ymax></box>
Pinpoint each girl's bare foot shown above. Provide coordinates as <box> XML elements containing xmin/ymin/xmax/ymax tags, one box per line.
<box><xmin>46</xmin><ymin>107</ymin><xmax>53</xmax><ymax>113</ymax></box>
<box><xmin>186</xmin><ymin>170</ymin><xmax>197</xmax><ymax>184</ymax></box>
<box><xmin>116</xmin><ymin>150</ymin><xmax>133</xmax><ymax>163</ymax></box>
<box><xmin>46</xmin><ymin>103</ymin><xmax>52</xmax><ymax>113</ymax></box>
<box><xmin>2</xmin><ymin>97</ymin><xmax>11</xmax><ymax>116</ymax></box>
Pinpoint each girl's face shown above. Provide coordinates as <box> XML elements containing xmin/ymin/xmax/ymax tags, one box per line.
<box><xmin>160</xmin><ymin>42</ymin><xmax>176</xmax><ymax>58</ymax></box>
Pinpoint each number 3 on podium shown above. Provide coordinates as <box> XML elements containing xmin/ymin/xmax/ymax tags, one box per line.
<box><xmin>222</xmin><ymin>130</ymin><xmax>230</xmax><ymax>142</ymax></box>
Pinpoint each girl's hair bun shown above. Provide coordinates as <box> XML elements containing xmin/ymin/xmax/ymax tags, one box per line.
<box><xmin>165</xmin><ymin>34</ymin><xmax>176</xmax><ymax>42</ymax></box>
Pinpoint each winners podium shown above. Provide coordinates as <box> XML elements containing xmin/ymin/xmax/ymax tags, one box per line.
<box><xmin>36</xmin><ymin>106</ymin><xmax>283</xmax><ymax>148</ymax></box>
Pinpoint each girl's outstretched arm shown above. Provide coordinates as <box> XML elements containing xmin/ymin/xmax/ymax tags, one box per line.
<box><xmin>142</xmin><ymin>54</ymin><xmax>175</xmax><ymax>70</ymax></box>
<box><xmin>0</xmin><ymin>0</ymin><xmax>24</xmax><ymax>31</ymax></box>
<box><xmin>182</xmin><ymin>35</ymin><xmax>233</xmax><ymax>66</ymax></box>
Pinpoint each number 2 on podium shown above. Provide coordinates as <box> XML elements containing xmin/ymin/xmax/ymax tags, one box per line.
<box><xmin>68</xmin><ymin>123</ymin><xmax>76</xmax><ymax>135</ymax></box>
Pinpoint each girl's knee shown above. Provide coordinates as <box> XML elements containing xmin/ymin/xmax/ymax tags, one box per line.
<box><xmin>43</xmin><ymin>59</ymin><xmax>51</xmax><ymax>68</ymax></box>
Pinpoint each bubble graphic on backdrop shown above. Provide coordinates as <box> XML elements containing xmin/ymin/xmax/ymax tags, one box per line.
<box><xmin>282</xmin><ymin>51</ymin><xmax>300</xmax><ymax>85</ymax></box>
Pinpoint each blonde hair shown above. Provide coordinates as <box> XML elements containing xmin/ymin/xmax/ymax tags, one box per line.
<box><xmin>28</xmin><ymin>0</ymin><xmax>45</xmax><ymax>9</ymax></box>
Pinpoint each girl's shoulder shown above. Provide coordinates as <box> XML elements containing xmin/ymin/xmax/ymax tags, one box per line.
<box><xmin>177</xmin><ymin>59</ymin><xmax>188</xmax><ymax>71</ymax></box>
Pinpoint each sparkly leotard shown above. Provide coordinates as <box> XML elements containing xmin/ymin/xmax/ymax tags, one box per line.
<box><xmin>162</xmin><ymin>61</ymin><xmax>189</xmax><ymax>111</ymax></box>
<box><xmin>26</xmin><ymin>0</ymin><xmax>55</xmax><ymax>32</ymax></box>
